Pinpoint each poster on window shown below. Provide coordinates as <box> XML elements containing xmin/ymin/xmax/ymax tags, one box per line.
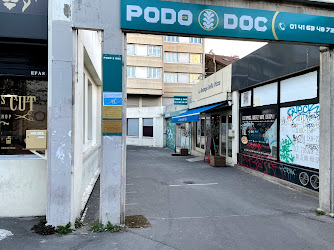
<box><xmin>240</xmin><ymin>108</ymin><xmax>277</xmax><ymax>159</ymax></box>
<box><xmin>280</xmin><ymin>104</ymin><xmax>319</xmax><ymax>169</ymax></box>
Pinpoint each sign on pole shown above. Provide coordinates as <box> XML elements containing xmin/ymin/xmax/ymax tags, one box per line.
<box><xmin>121</xmin><ymin>0</ymin><xmax>334</xmax><ymax>45</ymax></box>
<box><xmin>102</xmin><ymin>54</ymin><xmax>123</xmax><ymax>136</ymax></box>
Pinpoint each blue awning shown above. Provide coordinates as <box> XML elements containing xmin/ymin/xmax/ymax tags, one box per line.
<box><xmin>171</xmin><ymin>103</ymin><xmax>225</xmax><ymax>123</ymax></box>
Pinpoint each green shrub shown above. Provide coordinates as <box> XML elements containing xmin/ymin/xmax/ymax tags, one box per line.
<box><xmin>90</xmin><ymin>222</ymin><xmax>105</xmax><ymax>232</ymax></box>
<box><xmin>105</xmin><ymin>221</ymin><xmax>123</xmax><ymax>232</ymax></box>
<box><xmin>57</xmin><ymin>222</ymin><xmax>73</xmax><ymax>235</ymax></box>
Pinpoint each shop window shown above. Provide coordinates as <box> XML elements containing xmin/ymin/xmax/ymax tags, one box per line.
<box><xmin>127</xmin><ymin>44</ymin><xmax>136</xmax><ymax>56</ymax></box>
<box><xmin>228</xmin><ymin>115</ymin><xmax>232</xmax><ymax>157</ymax></box>
<box><xmin>241</xmin><ymin>90</ymin><xmax>251</xmax><ymax>107</ymax></box>
<box><xmin>148</xmin><ymin>46</ymin><xmax>161</xmax><ymax>57</ymax></box>
<box><xmin>190</xmin><ymin>54</ymin><xmax>202</xmax><ymax>64</ymax></box>
<box><xmin>280</xmin><ymin>104</ymin><xmax>319</xmax><ymax>169</ymax></box>
<box><xmin>143</xmin><ymin>118</ymin><xmax>153</xmax><ymax>137</ymax></box>
<box><xmin>280</xmin><ymin>71</ymin><xmax>317</xmax><ymax>103</ymax></box>
<box><xmin>196</xmin><ymin>121</ymin><xmax>200</xmax><ymax>148</ymax></box>
<box><xmin>253</xmin><ymin>82</ymin><xmax>277</xmax><ymax>107</ymax></box>
<box><xmin>127</xmin><ymin>118</ymin><xmax>139</xmax><ymax>136</ymax></box>
<box><xmin>0</xmin><ymin>77</ymin><xmax>47</xmax><ymax>155</ymax></box>
<box><xmin>164</xmin><ymin>52</ymin><xmax>178</xmax><ymax>63</ymax></box>
<box><xmin>190</xmin><ymin>37</ymin><xmax>202</xmax><ymax>44</ymax></box>
<box><xmin>240</xmin><ymin>108</ymin><xmax>278</xmax><ymax>159</ymax></box>
<box><xmin>196</xmin><ymin>117</ymin><xmax>211</xmax><ymax>150</ymax></box>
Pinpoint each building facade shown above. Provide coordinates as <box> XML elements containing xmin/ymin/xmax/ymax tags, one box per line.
<box><xmin>0</xmin><ymin>2</ymin><xmax>103</xmax><ymax>222</ymax></box>
<box><xmin>126</xmin><ymin>34</ymin><xmax>205</xmax><ymax>147</ymax></box>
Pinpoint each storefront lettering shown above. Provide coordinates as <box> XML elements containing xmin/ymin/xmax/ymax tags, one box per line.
<box><xmin>0</xmin><ymin>95</ymin><xmax>36</xmax><ymax>112</ymax></box>
<box><xmin>198</xmin><ymin>81</ymin><xmax>221</xmax><ymax>94</ymax></box>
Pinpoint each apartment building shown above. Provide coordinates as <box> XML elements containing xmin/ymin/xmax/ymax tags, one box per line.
<box><xmin>126</xmin><ymin>34</ymin><xmax>205</xmax><ymax>147</ymax></box>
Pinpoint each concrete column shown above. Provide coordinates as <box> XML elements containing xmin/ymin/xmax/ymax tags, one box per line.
<box><xmin>232</xmin><ymin>91</ymin><xmax>240</xmax><ymax>166</ymax></box>
<box><xmin>47</xmin><ymin>0</ymin><xmax>73</xmax><ymax>226</ymax></box>
<box><xmin>99</xmin><ymin>0</ymin><xmax>126</xmax><ymax>225</ymax></box>
<box><xmin>319</xmin><ymin>47</ymin><xmax>334</xmax><ymax>215</ymax></box>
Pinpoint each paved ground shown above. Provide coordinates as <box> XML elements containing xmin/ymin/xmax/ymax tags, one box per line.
<box><xmin>1</xmin><ymin>146</ymin><xmax>334</xmax><ymax>250</ymax></box>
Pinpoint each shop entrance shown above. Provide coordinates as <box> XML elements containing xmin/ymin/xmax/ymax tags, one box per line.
<box><xmin>220</xmin><ymin>113</ymin><xmax>233</xmax><ymax>164</ymax></box>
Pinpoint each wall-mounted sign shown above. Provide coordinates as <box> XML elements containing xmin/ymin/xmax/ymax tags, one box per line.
<box><xmin>0</xmin><ymin>0</ymin><xmax>47</xmax><ymax>14</ymax></box>
<box><xmin>121</xmin><ymin>0</ymin><xmax>334</xmax><ymax>45</ymax></box>
<box><xmin>102</xmin><ymin>55</ymin><xmax>123</xmax><ymax>136</ymax></box>
<box><xmin>174</xmin><ymin>96</ymin><xmax>188</xmax><ymax>105</ymax></box>
<box><xmin>0</xmin><ymin>0</ymin><xmax>47</xmax><ymax>40</ymax></box>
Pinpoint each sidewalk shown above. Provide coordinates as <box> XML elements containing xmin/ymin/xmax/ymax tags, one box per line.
<box><xmin>1</xmin><ymin>146</ymin><xmax>334</xmax><ymax>250</ymax></box>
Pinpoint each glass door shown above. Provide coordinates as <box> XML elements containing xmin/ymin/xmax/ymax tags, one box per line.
<box><xmin>220</xmin><ymin>113</ymin><xmax>233</xmax><ymax>163</ymax></box>
<box><xmin>220</xmin><ymin>115</ymin><xmax>227</xmax><ymax>156</ymax></box>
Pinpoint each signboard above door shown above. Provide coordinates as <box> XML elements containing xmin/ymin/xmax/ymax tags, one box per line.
<box><xmin>174</xmin><ymin>96</ymin><xmax>188</xmax><ymax>105</ymax></box>
<box><xmin>121</xmin><ymin>0</ymin><xmax>334</xmax><ymax>45</ymax></box>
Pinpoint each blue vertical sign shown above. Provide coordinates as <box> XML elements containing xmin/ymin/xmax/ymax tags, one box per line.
<box><xmin>121</xmin><ymin>0</ymin><xmax>334</xmax><ymax>45</ymax></box>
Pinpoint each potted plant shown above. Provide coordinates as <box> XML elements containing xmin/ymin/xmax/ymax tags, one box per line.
<box><xmin>206</xmin><ymin>122</ymin><xmax>226</xmax><ymax>167</ymax></box>
<box><xmin>180</xmin><ymin>126</ymin><xmax>191</xmax><ymax>156</ymax></box>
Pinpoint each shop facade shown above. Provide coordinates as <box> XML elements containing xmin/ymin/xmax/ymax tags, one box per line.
<box><xmin>172</xmin><ymin>65</ymin><xmax>234</xmax><ymax>163</ymax></box>
<box><xmin>0</xmin><ymin>1</ymin><xmax>48</xmax><ymax>217</ymax></box>
<box><xmin>232</xmin><ymin>43</ymin><xmax>320</xmax><ymax>191</ymax></box>
<box><xmin>0</xmin><ymin>2</ymin><xmax>103</xmax><ymax>221</ymax></box>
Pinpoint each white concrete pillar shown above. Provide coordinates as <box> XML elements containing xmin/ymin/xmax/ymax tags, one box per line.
<box><xmin>319</xmin><ymin>47</ymin><xmax>334</xmax><ymax>215</ymax></box>
<box><xmin>47</xmin><ymin>0</ymin><xmax>73</xmax><ymax>226</ymax></box>
<box><xmin>99</xmin><ymin>0</ymin><xmax>126</xmax><ymax>225</ymax></box>
<box><xmin>232</xmin><ymin>91</ymin><xmax>240</xmax><ymax>166</ymax></box>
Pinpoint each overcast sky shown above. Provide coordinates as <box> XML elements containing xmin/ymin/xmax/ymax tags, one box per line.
<box><xmin>204</xmin><ymin>38</ymin><xmax>267</xmax><ymax>58</ymax></box>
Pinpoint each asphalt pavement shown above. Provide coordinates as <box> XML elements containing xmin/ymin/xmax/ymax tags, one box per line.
<box><xmin>1</xmin><ymin>145</ymin><xmax>334</xmax><ymax>250</ymax></box>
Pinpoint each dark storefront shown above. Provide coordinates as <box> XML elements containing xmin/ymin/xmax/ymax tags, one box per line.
<box><xmin>0</xmin><ymin>1</ymin><xmax>48</xmax><ymax>155</ymax></box>
<box><xmin>233</xmin><ymin>43</ymin><xmax>320</xmax><ymax>191</ymax></box>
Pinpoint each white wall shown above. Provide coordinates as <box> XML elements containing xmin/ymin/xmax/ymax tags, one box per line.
<box><xmin>0</xmin><ymin>159</ymin><xmax>47</xmax><ymax>217</ymax></box>
<box><xmin>71</xmin><ymin>29</ymin><xmax>102</xmax><ymax>221</ymax></box>
<box><xmin>127</xmin><ymin>106</ymin><xmax>164</xmax><ymax>147</ymax></box>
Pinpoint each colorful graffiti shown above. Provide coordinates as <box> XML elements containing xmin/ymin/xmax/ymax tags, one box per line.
<box><xmin>280</xmin><ymin>135</ymin><xmax>294</xmax><ymax>163</ymax></box>
<box><xmin>166</xmin><ymin>118</ymin><xmax>176</xmax><ymax>151</ymax></box>
<box><xmin>280</xmin><ymin>104</ymin><xmax>320</xmax><ymax>169</ymax></box>
<box><xmin>238</xmin><ymin>153</ymin><xmax>319</xmax><ymax>191</ymax></box>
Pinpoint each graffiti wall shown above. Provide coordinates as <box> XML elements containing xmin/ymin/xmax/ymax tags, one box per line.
<box><xmin>280</xmin><ymin>104</ymin><xmax>320</xmax><ymax>169</ymax></box>
<box><xmin>240</xmin><ymin>108</ymin><xmax>278</xmax><ymax>159</ymax></box>
<box><xmin>238</xmin><ymin>153</ymin><xmax>319</xmax><ymax>191</ymax></box>
<box><xmin>166</xmin><ymin>118</ymin><xmax>176</xmax><ymax>151</ymax></box>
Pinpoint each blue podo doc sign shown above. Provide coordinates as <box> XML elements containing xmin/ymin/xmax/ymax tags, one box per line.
<box><xmin>121</xmin><ymin>0</ymin><xmax>334</xmax><ymax>45</ymax></box>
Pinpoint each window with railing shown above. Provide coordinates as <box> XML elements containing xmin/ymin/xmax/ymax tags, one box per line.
<box><xmin>164</xmin><ymin>73</ymin><xmax>178</xmax><ymax>83</ymax></box>
<box><xmin>190</xmin><ymin>54</ymin><xmax>202</xmax><ymax>64</ymax></box>
<box><xmin>190</xmin><ymin>74</ymin><xmax>201</xmax><ymax>84</ymax></box>
<box><xmin>164</xmin><ymin>36</ymin><xmax>178</xmax><ymax>42</ymax></box>
<box><xmin>127</xmin><ymin>44</ymin><xmax>136</xmax><ymax>56</ymax></box>
<box><xmin>164</xmin><ymin>52</ymin><xmax>178</xmax><ymax>63</ymax></box>
<box><xmin>190</xmin><ymin>37</ymin><xmax>202</xmax><ymax>44</ymax></box>
<box><xmin>127</xmin><ymin>67</ymin><xmax>135</xmax><ymax>77</ymax></box>
<box><xmin>147</xmin><ymin>67</ymin><xmax>162</xmax><ymax>79</ymax></box>
<box><xmin>148</xmin><ymin>46</ymin><xmax>161</xmax><ymax>57</ymax></box>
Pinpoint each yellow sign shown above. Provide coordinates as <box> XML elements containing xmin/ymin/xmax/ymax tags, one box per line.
<box><xmin>103</xmin><ymin>106</ymin><xmax>122</xmax><ymax>119</ymax></box>
<box><xmin>103</xmin><ymin>120</ymin><xmax>122</xmax><ymax>134</ymax></box>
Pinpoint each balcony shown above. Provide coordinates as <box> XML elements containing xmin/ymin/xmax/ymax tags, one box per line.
<box><xmin>127</xmin><ymin>78</ymin><xmax>163</xmax><ymax>95</ymax></box>
<box><xmin>127</xmin><ymin>34</ymin><xmax>163</xmax><ymax>45</ymax></box>
<box><xmin>127</xmin><ymin>56</ymin><xmax>163</xmax><ymax>68</ymax></box>
<box><xmin>164</xmin><ymin>63</ymin><xmax>203</xmax><ymax>74</ymax></box>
